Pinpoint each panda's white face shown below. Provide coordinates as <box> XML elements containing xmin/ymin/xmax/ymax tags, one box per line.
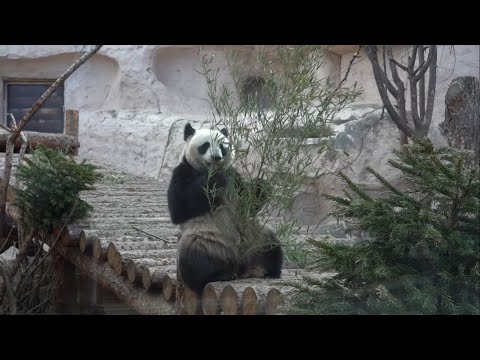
<box><xmin>184</xmin><ymin>127</ymin><xmax>235</xmax><ymax>172</ymax></box>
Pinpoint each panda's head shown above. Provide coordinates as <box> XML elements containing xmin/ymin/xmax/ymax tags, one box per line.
<box><xmin>182</xmin><ymin>123</ymin><xmax>235</xmax><ymax>172</ymax></box>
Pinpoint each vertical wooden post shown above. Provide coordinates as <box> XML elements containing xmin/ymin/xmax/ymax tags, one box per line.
<box><xmin>95</xmin><ymin>283</ymin><xmax>106</xmax><ymax>315</ymax></box>
<box><xmin>78</xmin><ymin>237</ymin><xmax>99</xmax><ymax>315</ymax></box>
<box><xmin>79</xmin><ymin>273</ymin><xmax>97</xmax><ymax>315</ymax></box>
<box><xmin>50</xmin><ymin>226</ymin><xmax>79</xmax><ymax>314</ymax></box>
<box><xmin>65</xmin><ymin>110</ymin><xmax>79</xmax><ymax>155</ymax></box>
<box><xmin>78</xmin><ymin>273</ymin><xmax>88</xmax><ymax>313</ymax></box>
<box><xmin>51</xmin><ymin>253</ymin><xmax>79</xmax><ymax>314</ymax></box>
<box><xmin>62</xmin><ymin>261</ymin><xmax>78</xmax><ymax>314</ymax></box>
<box><xmin>50</xmin><ymin>250</ymin><xmax>66</xmax><ymax>313</ymax></box>
<box><xmin>175</xmin><ymin>267</ymin><xmax>201</xmax><ymax>315</ymax></box>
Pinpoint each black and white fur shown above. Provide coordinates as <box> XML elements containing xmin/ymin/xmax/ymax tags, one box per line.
<box><xmin>167</xmin><ymin>123</ymin><xmax>283</xmax><ymax>295</ymax></box>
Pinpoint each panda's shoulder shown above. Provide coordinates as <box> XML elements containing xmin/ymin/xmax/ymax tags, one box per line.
<box><xmin>168</xmin><ymin>164</ymin><xmax>191</xmax><ymax>199</ymax></box>
<box><xmin>172</xmin><ymin>159</ymin><xmax>196</xmax><ymax>176</ymax></box>
<box><xmin>170</xmin><ymin>161</ymin><xmax>204</xmax><ymax>186</ymax></box>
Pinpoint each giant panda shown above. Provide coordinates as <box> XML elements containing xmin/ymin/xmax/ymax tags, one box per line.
<box><xmin>167</xmin><ymin>123</ymin><xmax>283</xmax><ymax>295</ymax></box>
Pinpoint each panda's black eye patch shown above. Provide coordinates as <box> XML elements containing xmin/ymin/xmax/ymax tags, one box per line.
<box><xmin>198</xmin><ymin>142</ymin><xmax>210</xmax><ymax>155</ymax></box>
<box><xmin>220</xmin><ymin>144</ymin><xmax>227</xmax><ymax>157</ymax></box>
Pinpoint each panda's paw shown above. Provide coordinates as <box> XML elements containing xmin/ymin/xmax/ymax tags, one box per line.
<box><xmin>207</xmin><ymin>172</ymin><xmax>227</xmax><ymax>189</ymax></box>
<box><xmin>208</xmin><ymin>272</ymin><xmax>238</xmax><ymax>283</ymax></box>
<box><xmin>224</xmin><ymin>273</ymin><xmax>237</xmax><ymax>281</ymax></box>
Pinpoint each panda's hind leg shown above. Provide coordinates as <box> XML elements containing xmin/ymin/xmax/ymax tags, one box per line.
<box><xmin>262</xmin><ymin>243</ymin><xmax>283</xmax><ymax>278</ymax></box>
<box><xmin>178</xmin><ymin>246</ymin><xmax>238</xmax><ymax>295</ymax></box>
<box><xmin>239</xmin><ymin>243</ymin><xmax>283</xmax><ymax>279</ymax></box>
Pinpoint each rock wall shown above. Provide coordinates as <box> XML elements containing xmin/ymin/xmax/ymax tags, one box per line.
<box><xmin>0</xmin><ymin>45</ymin><xmax>261</xmax><ymax>115</ymax></box>
<box><xmin>80</xmin><ymin>110</ymin><xmax>215</xmax><ymax>180</ymax></box>
<box><xmin>283</xmin><ymin>105</ymin><xmax>406</xmax><ymax>228</ymax></box>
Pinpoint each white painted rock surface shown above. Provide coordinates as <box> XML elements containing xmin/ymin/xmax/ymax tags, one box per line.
<box><xmin>80</xmin><ymin>110</ymin><xmax>217</xmax><ymax>180</ymax></box>
<box><xmin>283</xmin><ymin>104</ymin><xmax>407</xmax><ymax>228</ymax></box>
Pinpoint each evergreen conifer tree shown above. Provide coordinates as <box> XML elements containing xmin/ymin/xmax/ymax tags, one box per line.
<box><xmin>14</xmin><ymin>146</ymin><xmax>102</xmax><ymax>232</ymax></box>
<box><xmin>285</xmin><ymin>138</ymin><xmax>480</xmax><ymax>315</ymax></box>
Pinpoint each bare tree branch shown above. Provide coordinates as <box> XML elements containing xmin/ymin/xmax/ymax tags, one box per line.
<box><xmin>0</xmin><ymin>232</ymin><xmax>15</xmax><ymax>255</ymax></box>
<box><xmin>7</xmin><ymin>231</ymin><xmax>36</xmax><ymax>279</ymax></box>
<box><xmin>365</xmin><ymin>45</ymin><xmax>413</xmax><ymax>138</ymax></box>
<box><xmin>386</xmin><ymin>46</ymin><xmax>408</xmax><ymax>128</ymax></box>
<box><xmin>366</xmin><ymin>46</ymin><xmax>399</xmax><ymax>97</ymax></box>
<box><xmin>366</xmin><ymin>45</ymin><xmax>438</xmax><ymax>141</ymax></box>
<box><xmin>419</xmin><ymin>46</ymin><xmax>426</xmax><ymax>121</ymax></box>
<box><xmin>132</xmin><ymin>226</ymin><xmax>175</xmax><ymax>244</ymax></box>
<box><xmin>390</xmin><ymin>58</ymin><xmax>408</xmax><ymax>72</ymax></box>
<box><xmin>335</xmin><ymin>45</ymin><xmax>363</xmax><ymax>92</ymax></box>
<box><xmin>7</xmin><ymin>114</ymin><xmax>28</xmax><ymax>189</ymax></box>
<box><xmin>422</xmin><ymin>45</ymin><xmax>437</xmax><ymax>135</ymax></box>
<box><xmin>409</xmin><ymin>50</ymin><xmax>422</xmax><ymax>129</ymax></box>
<box><xmin>0</xmin><ymin>261</ymin><xmax>16</xmax><ymax>314</ymax></box>
<box><xmin>413</xmin><ymin>45</ymin><xmax>435</xmax><ymax>82</ymax></box>
<box><xmin>408</xmin><ymin>45</ymin><xmax>418</xmax><ymax>73</ymax></box>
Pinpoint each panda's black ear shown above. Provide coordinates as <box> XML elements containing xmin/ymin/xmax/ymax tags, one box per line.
<box><xmin>220</xmin><ymin>127</ymin><xmax>229</xmax><ymax>138</ymax></box>
<box><xmin>184</xmin><ymin>123</ymin><xmax>196</xmax><ymax>141</ymax></box>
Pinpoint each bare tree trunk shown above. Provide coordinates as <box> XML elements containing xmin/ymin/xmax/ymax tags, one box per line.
<box><xmin>440</xmin><ymin>76</ymin><xmax>480</xmax><ymax>166</ymax></box>
<box><xmin>0</xmin><ymin>131</ymin><xmax>80</xmax><ymax>153</ymax></box>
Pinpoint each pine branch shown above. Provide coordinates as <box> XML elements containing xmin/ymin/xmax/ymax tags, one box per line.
<box><xmin>286</xmin><ymin>137</ymin><xmax>480</xmax><ymax>315</ymax></box>
<box><xmin>338</xmin><ymin>171</ymin><xmax>373</xmax><ymax>201</ymax></box>
<box><xmin>323</xmin><ymin>193</ymin><xmax>351</xmax><ymax>206</ymax></box>
<box><xmin>365</xmin><ymin>166</ymin><xmax>402</xmax><ymax>197</ymax></box>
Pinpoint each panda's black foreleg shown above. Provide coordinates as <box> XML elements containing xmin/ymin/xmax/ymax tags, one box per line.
<box><xmin>259</xmin><ymin>243</ymin><xmax>283</xmax><ymax>278</ymax></box>
<box><xmin>178</xmin><ymin>247</ymin><xmax>238</xmax><ymax>295</ymax></box>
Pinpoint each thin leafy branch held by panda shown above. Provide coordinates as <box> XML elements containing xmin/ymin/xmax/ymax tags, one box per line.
<box><xmin>197</xmin><ymin>45</ymin><xmax>362</xmax><ymax>255</ymax></box>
